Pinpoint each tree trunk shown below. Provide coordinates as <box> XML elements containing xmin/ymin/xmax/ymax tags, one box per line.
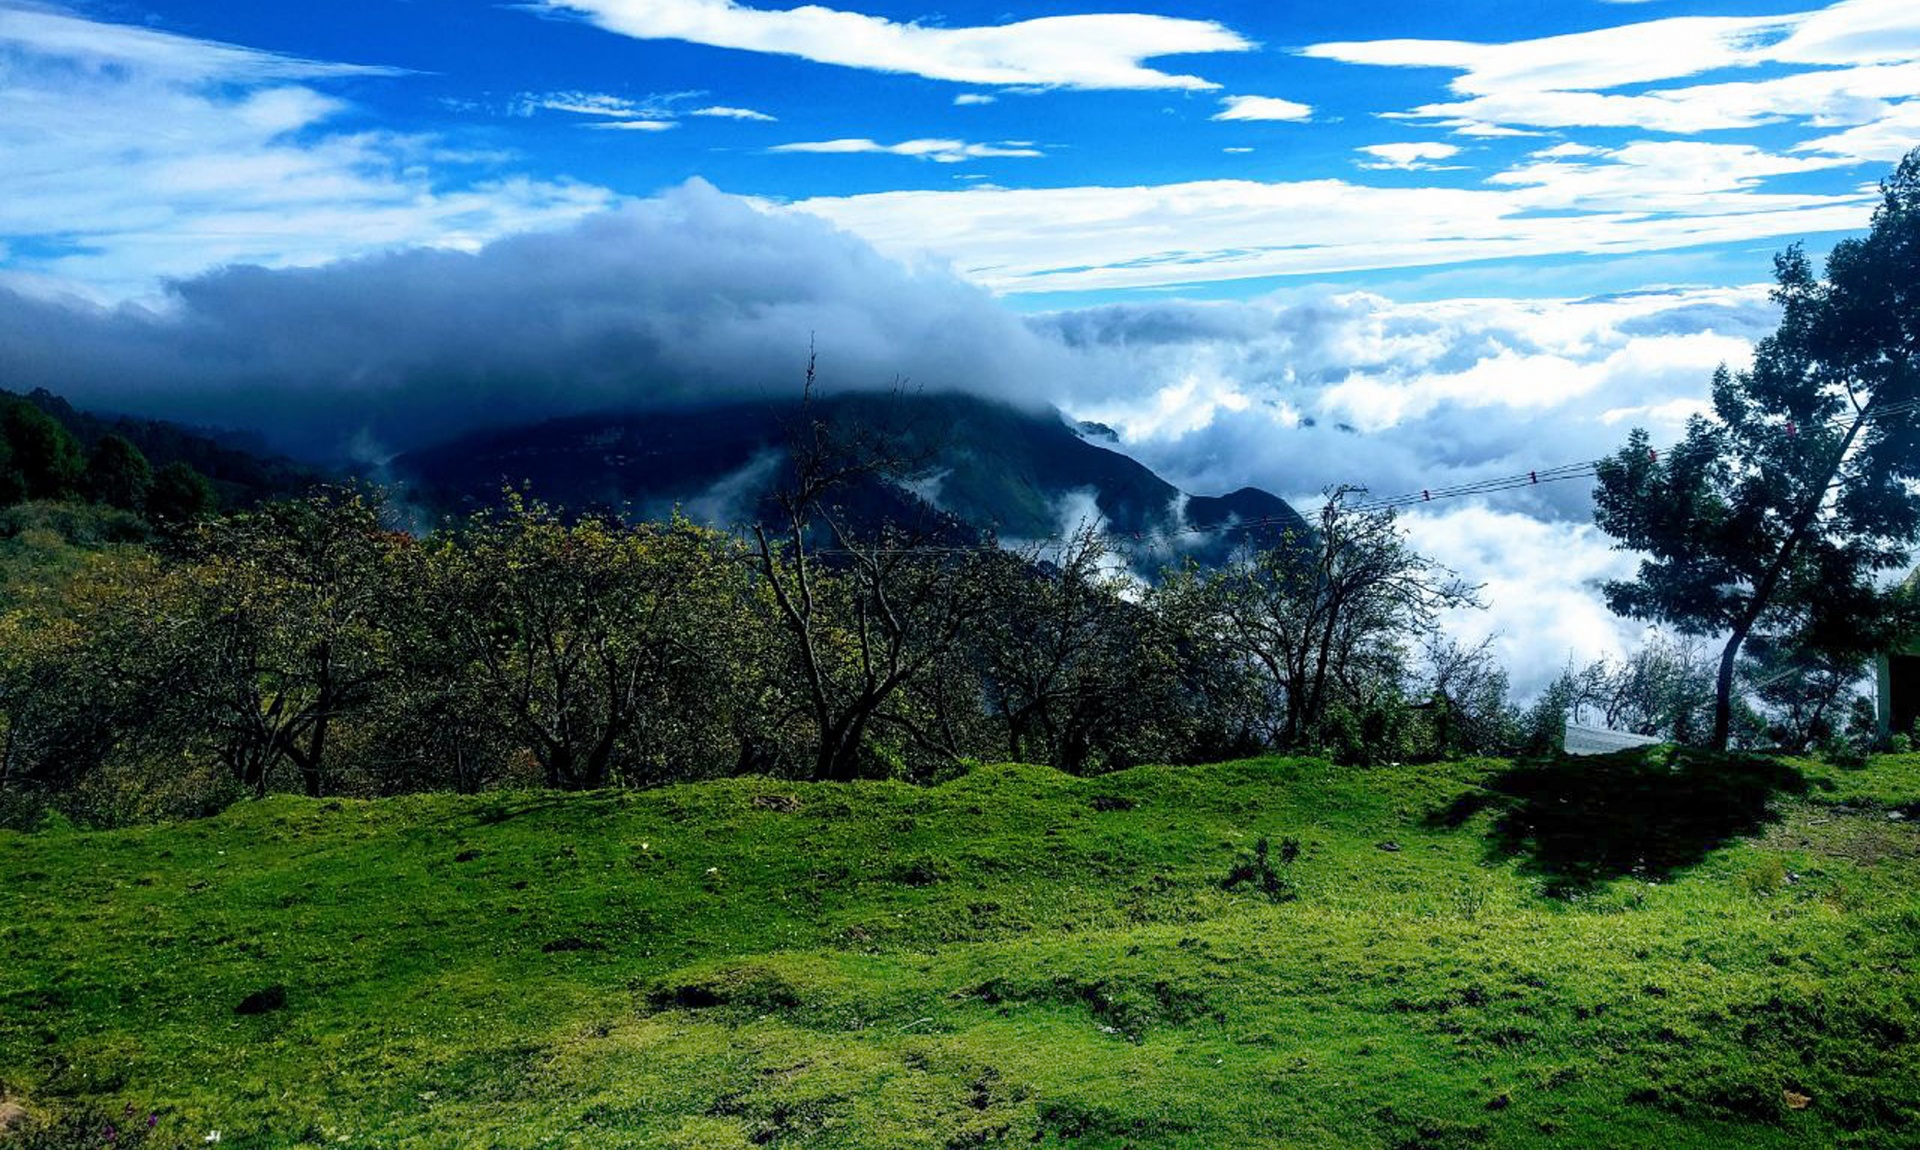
<box><xmin>1711</xmin><ymin>624</ymin><xmax>1749</xmax><ymax>751</ymax></box>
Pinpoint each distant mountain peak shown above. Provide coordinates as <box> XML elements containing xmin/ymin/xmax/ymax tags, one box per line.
<box><xmin>392</xmin><ymin>391</ymin><xmax>1307</xmax><ymax>568</ymax></box>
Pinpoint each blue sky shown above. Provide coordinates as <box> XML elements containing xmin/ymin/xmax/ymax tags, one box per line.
<box><xmin>4</xmin><ymin>0</ymin><xmax>1913</xmax><ymax>300</ymax></box>
<box><xmin>3</xmin><ymin>0</ymin><xmax>1918</xmax><ymax>687</ymax></box>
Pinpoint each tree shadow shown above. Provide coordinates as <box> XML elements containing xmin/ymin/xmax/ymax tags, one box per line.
<box><xmin>1428</xmin><ymin>747</ymin><xmax>1809</xmax><ymax>896</ymax></box>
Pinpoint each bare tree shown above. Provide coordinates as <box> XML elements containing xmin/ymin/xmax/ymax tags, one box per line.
<box><xmin>750</xmin><ymin>358</ymin><xmax>988</xmax><ymax>781</ymax></box>
<box><xmin>1205</xmin><ymin>488</ymin><xmax>1483</xmax><ymax>751</ymax></box>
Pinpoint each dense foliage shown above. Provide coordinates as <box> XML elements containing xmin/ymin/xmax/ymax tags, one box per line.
<box><xmin>0</xmin><ymin>478</ymin><xmax>1537</xmax><ymax>825</ymax></box>
<box><xmin>1595</xmin><ymin>154</ymin><xmax>1920</xmax><ymax>748</ymax></box>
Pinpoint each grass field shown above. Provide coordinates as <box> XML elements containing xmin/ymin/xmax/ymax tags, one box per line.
<box><xmin>3</xmin><ymin>751</ymin><xmax>1918</xmax><ymax>1148</ymax></box>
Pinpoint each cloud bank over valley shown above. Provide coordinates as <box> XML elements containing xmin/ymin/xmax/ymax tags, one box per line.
<box><xmin>0</xmin><ymin>186</ymin><xmax>1785</xmax><ymax>690</ymax></box>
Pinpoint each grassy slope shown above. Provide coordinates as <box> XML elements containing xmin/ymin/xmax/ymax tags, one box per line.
<box><xmin>2</xmin><ymin>756</ymin><xmax>1918</xmax><ymax>1149</ymax></box>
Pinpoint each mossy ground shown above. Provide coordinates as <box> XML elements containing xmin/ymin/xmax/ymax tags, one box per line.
<box><xmin>3</xmin><ymin>753</ymin><xmax>1918</xmax><ymax>1148</ymax></box>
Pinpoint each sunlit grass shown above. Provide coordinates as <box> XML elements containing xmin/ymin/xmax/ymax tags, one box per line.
<box><xmin>2</xmin><ymin>754</ymin><xmax>1917</xmax><ymax>1147</ymax></box>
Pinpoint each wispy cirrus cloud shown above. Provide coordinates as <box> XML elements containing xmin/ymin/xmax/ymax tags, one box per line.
<box><xmin>0</xmin><ymin>7</ymin><xmax>615</xmax><ymax>297</ymax></box>
<box><xmin>1306</xmin><ymin>0</ymin><xmax>1920</xmax><ymax>138</ymax></box>
<box><xmin>771</xmin><ymin>138</ymin><xmax>1044</xmax><ymax>163</ymax></box>
<box><xmin>514</xmin><ymin>89</ymin><xmax>775</xmax><ymax>128</ymax></box>
<box><xmin>1357</xmin><ymin>142</ymin><xmax>1461</xmax><ymax>170</ymax></box>
<box><xmin>538</xmin><ymin>0</ymin><xmax>1253</xmax><ymax>90</ymax></box>
<box><xmin>789</xmin><ymin>174</ymin><xmax>1871</xmax><ymax>294</ymax></box>
<box><xmin>691</xmin><ymin>104</ymin><xmax>776</xmax><ymax>121</ymax></box>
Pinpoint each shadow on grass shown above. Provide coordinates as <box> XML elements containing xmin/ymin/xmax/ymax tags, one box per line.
<box><xmin>1429</xmin><ymin>746</ymin><xmax>1808</xmax><ymax>895</ymax></box>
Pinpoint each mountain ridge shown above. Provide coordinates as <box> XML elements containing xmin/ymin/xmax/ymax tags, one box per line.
<box><xmin>392</xmin><ymin>391</ymin><xmax>1311</xmax><ymax>562</ymax></box>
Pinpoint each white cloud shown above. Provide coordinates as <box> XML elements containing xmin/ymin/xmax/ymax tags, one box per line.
<box><xmin>1304</xmin><ymin>15</ymin><xmax>1788</xmax><ymax>96</ymax></box>
<box><xmin>953</xmin><ymin>93</ymin><xmax>997</xmax><ymax>106</ymax></box>
<box><xmin>515</xmin><ymin>91</ymin><xmax>772</xmax><ymax>127</ymax></box>
<box><xmin>1399</xmin><ymin>61</ymin><xmax>1920</xmax><ymax>134</ymax></box>
<box><xmin>1357</xmin><ymin>142</ymin><xmax>1461</xmax><ymax>170</ymax></box>
<box><xmin>1213</xmin><ymin>95</ymin><xmax>1313</xmax><ymax>122</ymax></box>
<box><xmin>691</xmin><ymin>104</ymin><xmax>777</xmax><ymax>121</ymax></box>
<box><xmin>789</xmin><ymin>176</ymin><xmax>1872</xmax><ymax>294</ymax></box>
<box><xmin>585</xmin><ymin>119</ymin><xmax>679</xmax><ymax>131</ymax></box>
<box><xmin>541</xmin><ymin>0</ymin><xmax>1252</xmax><ymax>90</ymax></box>
<box><xmin>518</xmin><ymin>91</ymin><xmax>658</xmax><ymax>118</ymax></box>
<box><xmin>0</xmin><ymin>6</ymin><xmax>402</xmax><ymax>82</ymax></box>
<box><xmin>1433</xmin><ymin>119</ymin><xmax>1545</xmax><ymax>138</ymax></box>
<box><xmin>0</xmin><ymin>8</ymin><xmax>616</xmax><ymax>297</ymax></box>
<box><xmin>1488</xmin><ymin>141</ymin><xmax>1845</xmax><ymax>211</ymax></box>
<box><xmin>771</xmin><ymin>138</ymin><xmax>1044</xmax><ymax>163</ymax></box>
<box><xmin>1402</xmin><ymin>507</ymin><xmax>1647</xmax><ymax>695</ymax></box>
<box><xmin>1308</xmin><ymin>0</ymin><xmax>1920</xmax><ymax>139</ymax></box>
<box><xmin>1795</xmin><ymin>98</ymin><xmax>1920</xmax><ymax>161</ymax></box>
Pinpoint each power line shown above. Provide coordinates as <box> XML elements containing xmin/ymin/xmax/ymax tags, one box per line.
<box><xmin>762</xmin><ymin>397</ymin><xmax>1920</xmax><ymax>560</ymax></box>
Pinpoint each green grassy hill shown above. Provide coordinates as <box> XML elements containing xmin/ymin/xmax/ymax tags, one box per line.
<box><xmin>3</xmin><ymin>754</ymin><xmax>1918</xmax><ymax>1148</ymax></box>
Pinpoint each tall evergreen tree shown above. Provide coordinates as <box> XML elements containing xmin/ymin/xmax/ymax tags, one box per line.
<box><xmin>1594</xmin><ymin>150</ymin><xmax>1920</xmax><ymax>750</ymax></box>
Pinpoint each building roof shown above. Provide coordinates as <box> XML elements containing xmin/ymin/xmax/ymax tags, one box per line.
<box><xmin>1563</xmin><ymin>721</ymin><xmax>1663</xmax><ymax>756</ymax></box>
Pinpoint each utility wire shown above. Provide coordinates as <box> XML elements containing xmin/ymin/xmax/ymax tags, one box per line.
<box><xmin>757</xmin><ymin>397</ymin><xmax>1920</xmax><ymax>559</ymax></box>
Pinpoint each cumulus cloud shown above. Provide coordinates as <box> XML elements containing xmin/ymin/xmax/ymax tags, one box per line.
<box><xmin>0</xmin><ymin>180</ymin><xmax>1076</xmax><ymax>459</ymax></box>
<box><xmin>1031</xmin><ymin>285</ymin><xmax>1774</xmax><ymax>520</ymax></box>
<box><xmin>1213</xmin><ymin>95</ymin><xmax>1314</xmax><ymax>122</ymax></box>
<box><xmin>540</xmin><ymin>0</ymin><xmax>1253</xmax><ymax>90</ymax></box>
<box><xmin>771</xmin><ymin>138</ymin><xmax>1044</xmax><ymax>163</ymax></box>
<box><xmin>1401</xmin><ymin>506</ymin><xmax>1648</xmax><ymax>694</ymax></box>
<box><xmin>0</xmin><ymin>177</ymin><xmax>1795</xmax><ymax>691</ymax></box>
<box><xmin>0</xmin><ymin>7</ymin><xmax>615</xmax><ymax>297</ymax></box>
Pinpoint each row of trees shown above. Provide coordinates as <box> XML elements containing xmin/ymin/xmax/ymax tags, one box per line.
<box><xmin>3</xmin><ymin>398</ymin><xmax>1895</xmax><ymax>824</ymax></box>
<box><xmin>1</xmin><ymin>395</ymin><xmax>217</xmax><ymax>523</ymax></box>
<box><xmin>0</xmin><ymin>470</ymin><xmax>1526</xmax><ymax>823</ymax></box>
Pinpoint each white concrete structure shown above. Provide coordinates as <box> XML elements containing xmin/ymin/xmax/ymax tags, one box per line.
<box><xmin>1563</xmin><ymin>721</ymin><xmax>1662</xmax><ymax>756</ymax></box>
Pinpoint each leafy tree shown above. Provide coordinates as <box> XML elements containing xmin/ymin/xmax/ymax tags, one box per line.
<box><xmin>0</xmin><ymin>550</ymin><xmax>169</xmax><ymax>803</ymax></box>
<box><xmin>430</xmin><ymin>496</ymin><xmax>763</xmax><ymax>790</ymax></box>
<box><xmin>1418</xmin><ymin>635</ymin><xmax>1519</xmax><ymax>759</ymax></box>
<box><xmin>0</xmin><ymin>399</ymin><xmax>83</xmax><ymax>501</ymax></box>
<box><xmin>1739</xmin><ymin>635</ymin><xmax>1864</xmax><ymax>752</ymax></box>
<box><xmin>150</xmin><ymin>491</ymin><xmax>406</xmax><ymax>797</ymax></box>
<box><xmin>1595</xmin><ymin>151</ymin><xmax>1920</xmax><ymax>749</ymax></box>
<box><xmin>1591</xmin><ymin>636</ymin><xmax>1718</xmax><ymax>745</ymax></box>
<box><xmin>145</xmin><ymin>461</ymin><xmax>217</xmax><ymax>524</ymax></box>
<box><xmin>83</xmin><ymin>434</ymin><xmax>154</xmax><ymax>512</ymax></box>
<box><xmin>968</xmin><ymin>528</ymin><xmax>1203</xmax><ymax>773</ymax></box>
<box><xmin>1195</xmin><ymin>489</ymin><xmax>1480</xmax><ymax>752</ymax></box>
